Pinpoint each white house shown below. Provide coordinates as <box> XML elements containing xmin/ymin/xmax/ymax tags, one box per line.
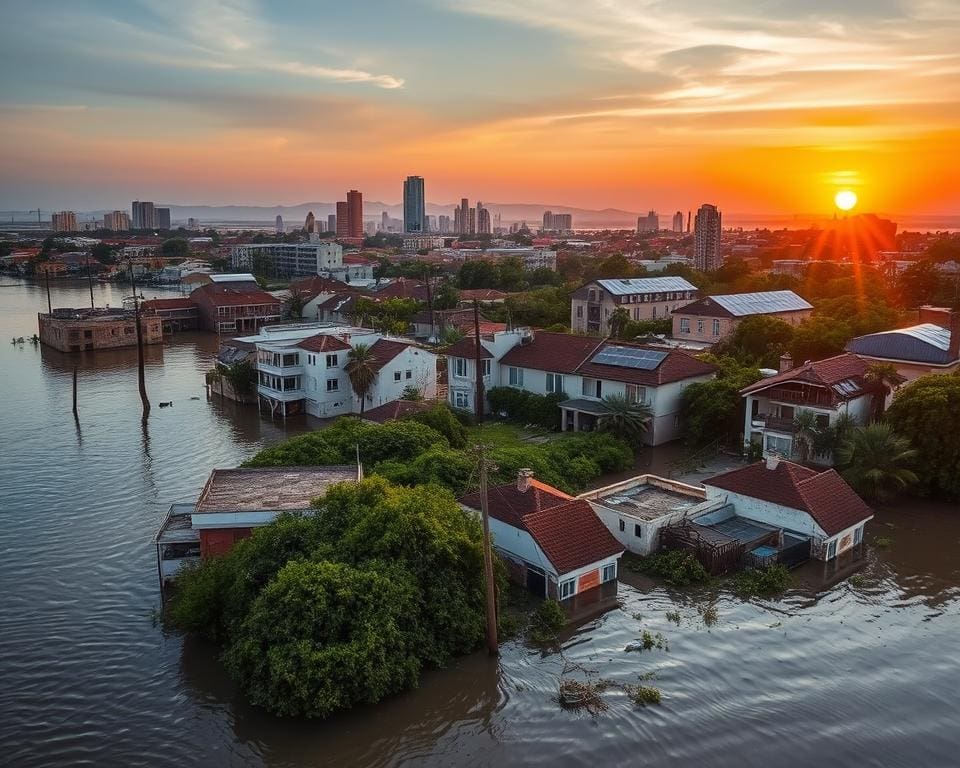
<box><xmin>446</xmin><ymin>329</ymin><xmax>717</xmax><ymax>445</ymax></box>
<box><xmin>459</xmin><ymin>470</ymin><xmax>624</xmax><ymax>601</ymax></box>
<box><xmin>701</xmin><ymin>456</ymin><xmax>874</xmax><ymax>561</ymax></box>
<box><xmin>570</xmin><ymin>277</ymin><xmax>698</xmax><ymax>334</ymax></box>
<box><xmin>741</xmin><ymin>352</ymin><xmax>874</xmax><ymax>463</ymax></box>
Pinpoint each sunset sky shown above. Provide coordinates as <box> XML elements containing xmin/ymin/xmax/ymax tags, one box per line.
<box><xmin>2</xmin><ymin>0</ymin><xmax>959</xmax><ymax>216</ymax></box>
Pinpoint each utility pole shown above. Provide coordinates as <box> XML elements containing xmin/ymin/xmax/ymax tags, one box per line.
<box><xmin>130</xmin><ymin>266</ymin><xmax>150</xmax><ymax>421</ymax></box>
<box><xmin>474</xmin><ymin>444</ymin><xmax>499</xmax><ymax>656</ymax></box>
<box><xmin>473</xmin><ymin>300</ymin><xmax>484</xmax><ymax>424</ymax></box>
<box><xmin>423</xmin><ymin>264</ymin><xmax>435</xmax><ymax>342</ymax></box>
<box><xmin>85</xmin><ymin>253</ymin><xmax>95</xmax><ymax>309</ymax></box>
<box><xmin>72</xmin><ymin>366</ymin><xmax>78</xmax><ymax>417</ymax></box>
<box><xmin>44</xmin><ymin>267</ymin><xmax>52</xmax><ymax>314</ymax></box>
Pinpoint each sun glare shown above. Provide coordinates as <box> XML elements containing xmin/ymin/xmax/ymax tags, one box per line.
<box><xmin>835</xmin><ymin>189</ymin><xmax>858</xmax><ymax>211</ymax></box>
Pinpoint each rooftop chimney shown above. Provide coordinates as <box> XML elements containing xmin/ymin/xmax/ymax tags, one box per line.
<box><xmin>950</xmin><ymin>310</ymin><xmax>960</xmax><ymax>361</ymax></box>
<box><xmin>765</xmin><ymin>454</ymin><xmax>781</xmax><ymax>471</ymax></box>
<box><xmin>778</xmin><ymin>352</ymin><xmax>793</xmax><ymax>374</ymax></box>
<box><xmin>517</xmin><ymin>468</ymin><xmax>534</xmax><ymax>493</ymax></box>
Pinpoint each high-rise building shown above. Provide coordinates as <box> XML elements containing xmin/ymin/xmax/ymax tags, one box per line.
<box><xmin>426</xmin><ymin>215</ymin><xmax>436</xmax><ymax>233</ymax></box>
<box><xmin>327</xmin><ymin>214</ymin><xmax>336</xmax><ymax>233</ymax></box>
<box><xmin>155</xmin><ymin>207</ymin><xmax>171</xmax><ymax>230</ymax></box>
<box><xmin>542</xmin><ymin>210</ymin><xmax>572</xmax><ymax>232</ymax></box>
<box><xmin>187</xmin><ymin>217</ymin><xmax>199</xmax><ymax>230</ymax></box>
<box><xmin>637</xmin><ymin>210</ymin><xmax>658</xmax><ymax>233</ymax></box>
<box><xmin>458</xmin><ymin>198</ymin><xmax>470</xmax><ymax>235</ymax></box>
<box><xmin>336</xmin><ymin>201</ymin><xmax>350</xmax><ymax>237</ymax></box>
<box><xmin>694</xmin><ymin>204</ymin><xmax>722</xmax><ymax>272</ymax></box>
<box><xmin>439</xmin><ymin>214</ymin><xmax>451</xmax><ymax>234</ymax></box>
<box><xmin>403</xmin><ymin>175</ymin><xmax>426</xmax><ymax>233</ymax></box>
<box><xmin>275</xmin><ymin>215</ymin><xmax>284</xmax><ymax>234</ymax></box>
<box><xmin>467</xmin><ymin>207</ymin><xmax>476</xmax><ymax>235</ymax></box>
<box><xmin>672</xmin><ymin>211</ymin><xmax>684</xmax><ymax>233</ymax></box>
<box><xmin>476</xmin><ymin>202</ymin><xmax>491</xmax><ymax>235</ymax></box>
<box><xmin>304</xmin><ymin>211</ymin><xmax>316</xmax><ymax>233</ymax></box>
<box><xmin>103</xmin><ymin>210</ymin><xmax>130</xmax><ymax>231</ymax></box>
<box><xmin>51</xmin><ymin>211</ymin><xmax>77</xmax><ymax>232</ymax></box>
<box><xmin>131</xmin><ymin>201</ymin><xmax>155</xmax><ymax>229</ymax></box>
<box><xmin>347</xmin><ymin>190</ymin><xmax>363</xmax><ymax>239</ymax></box>
<box><xmin>453</xmin><ymin>207</ymin><xmax>462</xmax><ymax>234</ymax></box>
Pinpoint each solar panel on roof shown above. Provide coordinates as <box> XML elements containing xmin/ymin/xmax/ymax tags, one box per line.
<box><xmin>591</xmin><ymin>345</ymin><xmax>668</xmax><ymax>370</ymax></box>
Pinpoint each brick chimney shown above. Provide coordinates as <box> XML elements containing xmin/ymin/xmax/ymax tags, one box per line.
<box><xmin>950</xmin><ymin>310</ymin><xmax>960</xmax><ymax>361</ymax></box>
<box><xmin>517</xmin><ymin>468</ymin><xmax>534</xmax><ymax>493</ymax></box>
<box><xmin>778</xmin><ymin>352</ymin><xmax>793</xmax><ymax>374</ymax></box>
<box><xmin>765</xmin><ymin>454</ymin><xmax>781</xmax><ymax>470</ymax></box>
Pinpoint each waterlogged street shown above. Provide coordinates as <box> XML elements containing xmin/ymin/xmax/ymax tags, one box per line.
<box><xmin>1</xmin><ymin>278</ymin><xmax>958</xmax><ymax>767</ymax></box>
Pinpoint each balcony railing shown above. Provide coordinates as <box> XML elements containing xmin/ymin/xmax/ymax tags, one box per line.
<box><xmin>752</xmin><ymin>414</ymin><xmax>797</xmax><ymax>433</ymax></box>
<box><xmin>764</xmin><ymin>387</ymin><xmax>835</xmax><ymax>408</ymax></box>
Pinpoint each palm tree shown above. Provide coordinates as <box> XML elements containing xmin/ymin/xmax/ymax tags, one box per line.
<box><xmin>792</xmin><ymin>410</ymin><xmax>820</xmax><ymax>462</ymax></box>
<box><xmin>607</xmin><ymin>307</ymin><xmax>631</xmax><ymax>338</ymax></box>
<box><xmin>596</xmin><ymin>394</ymin><xmax>652</xmax><ymax>446</ymax></box>
<box><xmin>345</xmin><ymin>343</ymin><xmax>378</xmax><ymax>415</ymax></box>
<box><xmin>864</xmin><ymin>363</ymin><xmax>906</xmax><ymax>420</ymax></box>
<box><xmin>834</xmin><ymin>422</ymin><xmax>919</xmax><ymax>501</ymax></box>
<box><xmin>283</xmin><ymin>288</ymin><xmax>308</xmax><ymax>320</ymax></box>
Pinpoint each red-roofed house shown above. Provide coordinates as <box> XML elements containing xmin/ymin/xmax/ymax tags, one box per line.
<box><xmin>445</xmin><ymin>328</ymin><xmax>716</xmax><ymax>444</ymax></box>
<box><xmin>191</xmin><ymin>282</ymin><xmax>282</xmax><ymax>332</ymax></box>
<box><xmin>142</xmin><ymin>297</ymin><xmax>200</xmax><ymax>331</ymax></box>
<box><xmin>742</xmin><ymin>353</ymin><xmax>874</xmax><ymax>463</ymax></box>
<box><xmin>701</xmin><ymin>456</ymin><xmax>874</xmax><ymax>561</ymax></box>
<box><xmin>459</xmin><ymin>470</ymin><xmax>624</xmax><ymax>600</ymax></box>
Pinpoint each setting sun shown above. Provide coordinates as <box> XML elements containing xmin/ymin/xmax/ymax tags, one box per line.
<box><xmin>834</xmin><ymin>190</ymin><xmax>858</xmax><ymax>211</ymax></box>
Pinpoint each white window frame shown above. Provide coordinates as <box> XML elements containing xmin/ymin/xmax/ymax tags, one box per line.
<box><xmin>508</xmin><ymin>367</ymin><xmax>524</xmax><ymax>387</ymax></box>
<box><xmin>679</xmin><ymin>318</ymin><xmax>690</xmax><ymax>334</ymax></box>
<box><xmin>326</xmin><ymin>378</ymin><xmax>339</xmax><ymax>392</ymax></box>
<box><xmin>602</xmin><ymin>563</ymin><xmax>616</xmax><ymax>583</ymax></box>
<box><xmin>326</xmin><ymin>353</ymin><xmax>338</xmax><ymax>367</ymax></box>
<box><xmin>454</xmin><ymin>357</ymin><xmax>467</xmax><ymax>378</ymax></box>
<box><xmin>826</xmin><ymin>539</ymin><xmax>838</xmax><ymax>560</ymax></box>
<box><xmin>546</xmin><ymin>372</ymin><xmax>564</xmax><ymax>394</ymax></box>
<box><xmin>712</xmin><ymin>319</ymin><xmax>721</xmax><ymax>336</ymax></box>
<box><xmin>854</xmin><ymin>525</ymin><xmax>863</xmax><ymax>545</ymax></box>
<box><xmin>626</xmin><ymin>384</ymin><xmax>646</xmax><ymax>404</ymax></box>
<box><xmin>481</xmin><ymin>359</ymin><xmax>491</xmax><ymax>376</ymax></box>
<box><xmin>697</xmin><ymin>319</ymin><xmax>704</xmax><ymax>334</ymax></box>
<box><xmin>559</xmin><ymin>578</ymin><xmax>576</xmax><ymax>600</ymax></box>
<box><xmin>454</xmin><ymin>390</ymin><xmax>469</xmax><ymax>408</ymax></box>
<box><xmin>394</xmin><ymin>370</ymin><xmax>402</xmax><ymax>382</ymax></box>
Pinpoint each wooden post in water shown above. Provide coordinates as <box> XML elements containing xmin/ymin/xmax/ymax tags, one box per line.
<box><xmin>130</xmin><ymin>267</ymin><xmax>151</xmax><ymax>421</ymax></box>
<box><xmin>476</xmin><ymin>446</ymin><xmax>499</xmax><ymax>656</ymax></box>
<box><xmin>473</xmin><ymin>300</ymin><xmax>484</xmax><ymax>424</ymax></box>
<box><xmin>72</xmin><ymin>366</ymin><xmax>78</xmax><ymax>417</ymax></box>
<box><xmin>44</xmin><ymin>268</ymin><xmax>52</xmax><ymax>314</ymax></box>
<box><xmin>86</xmin><ymin>254</ymin><xmax>95</xmax><ymax>309</ymax></box>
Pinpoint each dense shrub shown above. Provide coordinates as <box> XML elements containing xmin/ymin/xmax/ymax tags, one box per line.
<box><xmin>487</xmin><ymin>386</ymin><xmax>567</xmax><ymax>430</ymax></box>
<box><xmin>406</xmin><ymin>403</ymin><xmax>468</xmax><ymax>448</ymax></box>
<box><xmin>627</xmin><ymin>549</ymin><xmax>709</xmax><ymax>587</ymax></box>
<box><xmin>733</xmin><ymin>565</ymin><xmax>791</xmax><ymax>597</ymax></box>
<box><xmin>170</xmin><ymin>478</ymin><xmax>496</xmax><ymax>718</ymax></box>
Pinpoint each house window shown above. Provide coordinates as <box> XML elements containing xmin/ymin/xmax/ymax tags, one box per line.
<box><xmin>394</xmin><ymin>371</ymin><xmax>402</xmax><ymax>382</ymax></box>
<box><xmin>405</xmin><ymin>370</ymin><xmax>413</xmax><ymax>380</ymax></box>
<box><xmin>454</xmin><ymin>390</ymin><xmax>470</xmax><ymax>408</ymax></box>
<box><xmin>282</xmin><ymin>376</ymin><xmax>301</xmax><ymax>391</ymax></box>
<box><xmin>826</xmin><ymin>539</ymin><xmax>838</xmax><ymax>560</ymax></box>
<box><xmin>634</xmin><ymin>524</ymin><xmax>642</xmax><ymax>537</ymax></box>
<box><xmin>508</xmin><ymin>367</ymin><xmax>524</xmax><ymax>387</ymax></box>
<box><xmin>326</xmin><ymin>354</ymin><xmax>338</xmax><ymax>367</ymax></box>
<box><xmin>618</xmin><ymin>519</ymin><xmax>625</xmax><ymax>532</ymax></box>
<box><xmin>712</xmin><ymin>319</ymin><xmax>721</xmax><ymax>337</ymax></box>
<box><xmin>282</xmin><ymin>353</ymin><xmax>299</xmax><ymax>366</ymax></box>
<box><xmin>679</xmin><ymin>318</ymin><xmax>690</xmax><ymax>334</ymax></box>
<box><xmin>697</xmin><ymin>319</ymin><xmax>704</xmax><ymax>334</ymax></box>
<box><xmin>454</xmin><ymin>358</ymin><xmax>467</xmax><ymax>378</ymax></box>
<box><xmin>326</xmin><ymin>379</ymin><xmax>339</xmax><ymax>392</ymax></box>
<box><xmin>602</xmin><ymin>563</ymin><xmax>616</xmax><ymax>583</ymax></box>
<box><xmin>854</xmin><ymin>525</ymin><xmax>864</xmax><ymax>545</ymax></box>
<box><xmin>576</xmin><ymin>305</ymin><xmax>583</xmax><ymax>318</ymax></box>
<box><xmin>481</xmin><ymin>359</ymin><xmax>491</xmax><ymax>376</ymax></box>
<box><xmin>582</xmin><ymin>378</ymin><xmax>602</xmax><ymax>398</ymax></box>
<box><xmin>546</xmin><ymin>373</ymin><xmax>564</xmax><ymax>394</ymax></box>
<box><xmin>559</xmin><ymin>579</ymin><xmax>576</xmax><ymax>600</ymax></box>
<box><xmin>652</xmin><ymin>306</ymin><xmax>657</xmax><ymax>319</ymax></box>
<box><xmin>765</xmin><ymin>433</ymin><xmax>792</xmax><ymax>456</ymax></box>
<box><xmin>626</xmin><ymin>384</ymin><xmax>646</xmax><ymax>404</ymax></box>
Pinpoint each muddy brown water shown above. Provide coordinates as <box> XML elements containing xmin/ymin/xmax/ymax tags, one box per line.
<box><xmin>1</xmin><ymin>278</ymin><xmax>958</xmax><ymax>767</ymax></box>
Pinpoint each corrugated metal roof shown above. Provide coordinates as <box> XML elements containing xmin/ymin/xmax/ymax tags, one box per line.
<box><xmin>709</xmin><ymin>290</ymin><xmax>812</xmax><ymax>317</ymax></box>
<box><xmin>845</xmin><ymin>323</ymin><xmax>955</xmax><ymax>365</ymax></box>
<box><xmin>596</xmin><ymin>277</ymin><xmax>697</xmax><ymax>295</ymax></box>
<box><xmin>209</xmin><ymin>273</ymin><xmax>258</xmax><ymax>283</ymax></box>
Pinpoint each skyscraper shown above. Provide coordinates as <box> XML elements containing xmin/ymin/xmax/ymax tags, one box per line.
<box><xmin>336</xmin><ymin>201</ymin><xmax>349</xmax><ymax>237</ymax></box>
<box><xmin>155</xmin><ymin>207</ymin><xmax>171</xmax><ymax>230</ymax></box>
<box><xmin>694</xmin><ymin>204</ymin><xmax>722</xmax><ymax>271</ymax></box>
<box><xmin>327</xmin><ymin>214</ymin><xmax>336</xmax><ymax>233</ymax></box>
<box><xmin>403</xmin><ymin>175</ymin><xmax>426</xmax><ymax>233</ymax></box>
<box><xmin>439</xmin><ymin>214</ymin><xmax>451</xmax><ymax>234</ymax></box>
<box><xmin>131</xmin><ymin>200</ymin><xmax>155</xmax><ymax>229</ymax></box>
<box><xmin>304</xmin><ymin>211</ymin><xmax>316</xmax><ymax>233</ymax></box>
<box><xmin>51</xmin><ymin>211</ymin><xmax>77</xmax><ymax>232</ymax></box>
<box><xmin>637</xmin><ymin>210</ymin><xmax>658</xmax><ymax>233</ymax></box>
<box><xmin>381</xmin><ymin>211</ymin><xmax>390</xmax><ymax>232</ymax></box>
<box><xmin>275</xmin><ymin>215</ymin><xmax>284</xmax><ymax>234</ymax></box>
<box><xmin>672</xmin><ymin>211</ymin><xmax>684</xmax><ymax>233</ymax></box>
<box><xmin>476</xmin><ymin>202</ymin><xmax>491</xmax><ymax>234</ymax></box>
<box><xmin>467</xmin><ymin>207</ymin><xmax>476</xmax><ymax>235</ymax></box>
<box><xmin>347</xmin><ymin>190</ymin><xmax>363</xmax><ymax>238</ymax></box>
<box><xmin>458</xmin><ymin>198</ymin><xmax>470</xmax><ymax>235</ymax></box>
<box><xmin>103</xmin><ymin>210</ymin><xmax>130</xmax><ymax>231</ymax></box>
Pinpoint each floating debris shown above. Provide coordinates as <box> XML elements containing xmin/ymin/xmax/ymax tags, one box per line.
<box><xmin>559</xmin><ymin>679</ymin><xmax>609</xmax><ymax>715</ymax></box>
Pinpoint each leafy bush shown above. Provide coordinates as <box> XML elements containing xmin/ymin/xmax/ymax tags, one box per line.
<box><xmin>406</xmin><ymin>403</ymin><xmax>468</xmax><ymax>448</ymax></box>
<box><xmin>170</xmin><ymin>478</ymin><xmax>496</xmax><ymax>718</ymax></box>
<box><xmin>530</xmin><ymin>599</ymin><xmax>566</xmax><ymax>643</ymax></box>
<box><xmin>487</xmin><ymin>386</ymin><xmax>566</xmax><ymax>430</ymax></box>
<box><xmin>627</xmin><ymin>550</ymin><xmax>709</xmax><ymax>587</ymax></box>
<box><xmin>733</xmin><ymin>565</ymin><xmax>791</xmax><ymax>598</ymax></box>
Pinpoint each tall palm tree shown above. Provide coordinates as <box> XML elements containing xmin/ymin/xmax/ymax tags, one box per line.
<box><xmin>864</xmin><ymin>363</ymin><xmax>906</xmax><ymax>420</ymax></box>
<box><xmin>792</xmin><ymin>410</ymin><xmax>820</xmax><ymax>462</ymax></box>
<box><xmin>345</xmin><ymin>343</ymin><xmax>378</xmax><ymax>415</ymax></box>
<box><xmin>607</xmin><ymin>307</ymin><xmax>631</xmax><ymax>338</ymax></box>
<box><xmin>283</xmin><ymin>288</ymin><xmax>308</xmax><ymax>320</ymax></box>
<box><xmin>596</xmin><ymin>393</ymin><xmax>652</xmax><ymax>447</ymax></box>
<box><xmin>835</xmin><ymin>422</ymin><xmax>919</xmax><ymax>501</ymax></box>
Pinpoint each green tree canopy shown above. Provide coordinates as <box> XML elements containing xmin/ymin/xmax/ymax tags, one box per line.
<box><xmin>160</xmin><ymin>238</ymin><xmax>190</xmax><ymax>259</ymax></box>
<box><xmin>835</xmin><ymin>423</ymin><xmax>918</xmax><ymax>501</ymax></box>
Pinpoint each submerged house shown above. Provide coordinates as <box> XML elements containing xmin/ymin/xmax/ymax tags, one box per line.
<box><xmin>459</xmin><ymin>470</ymin><xmax>624</xmax><ymax>601</ymax></box>
<box><xmin>155</xmin><ymin>465</ymin><xmax>359</xmax><ymax>584</ymax></box>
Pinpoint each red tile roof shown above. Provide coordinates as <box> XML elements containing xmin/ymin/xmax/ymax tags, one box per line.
<box><xmin>142</xmin><ymin>297</ymin><xmax>197</xmax><ymax>310</ymax></box>
<box><xmin>741</xmin><ymin>353</ymin><xmax>869</xmax><ymax>396</ymax></box>
<box><xmin>458</xmin><ymin>288</ymin><xmax>513</xmax><ymax>301</ymax></box>
<box><xmin>500</xmin><ymin>331</ymin><xmax>605</xmax><ymax>374</ymax></box>
<box><xmin>444</xmin><ymin>336</ymin><xmax>494</xmax><ymax>359</ymax></box>
<box><xmin>192</xmin><ymin>283</ymin><xmax>280</xmax><ymax>307</ymax></box>
<box><xmin>375</xmin><ymin>278</ymin><xmax>429</xmax><ymax>301</ymax></box>
<box><xmin>704</xmin><ymin>460</ymin><xmax>873</xmax><ymax>536</ymax></box>
<box><xmin>576</xmin><ymin>343</ymin><xmax>716</xmax><ymax>386</ymax></box>
<box><xmin>361</xmin><ymin>399</ymin><xmax>432</xmax><ymax>424</ymax></box>
<box><xmin>367</xmin><ymin>338</ymin><xmax>414</xmax><ymax>372</ymax></box>
<box><xmin>289</xmin><ymin>275</ymin><xmax>356</xmax><ymax>300</ymax></box>
<box><xmin>297</xmin><ymin>334</ymin><xmax>353</xmax><ymax>353</ymax></box>
<box><xmin>460</xmin><ymin>479</ymin><xmax>623</xmax><ymax>573</ymax></box>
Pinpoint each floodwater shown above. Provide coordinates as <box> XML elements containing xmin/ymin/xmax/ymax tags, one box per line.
<box><xmin>1</xmin><ymin>277</ymin><xmax>958</xmax><ymax>767</ymax></box>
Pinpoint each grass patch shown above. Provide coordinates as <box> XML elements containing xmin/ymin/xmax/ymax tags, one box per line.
<box><xmin>626</xmin><ymin>631</ymin><xmax>669</xmax><ymax>652</ymax></box>
<box><xmin>628</xmin><ymin>685</ymin><xmax>662</xmax><ymax>706</ymax></box>
<box><xmin>700</xmin><ymin>603</ymin><xmax>718</xmax><ymax>626</ymax></box>
<box><xmin>848</xmin><ymin>574</ymin><xmax>866</xmax><ymax>588</ymax></box>
<box><xmin>872</xmin><ymin>535</ymin><xmax>893</xmax><ymax>549</ymax></box>
<box><xmin>665</xmin><ymin>610</ymin><xmax>681</xmax><ymax>624</ymax></box>
<box><xmin>733</xmin><ymin>565</ymin><xmax>791</xmax><ymax>598</ymax></box>
<box><xmin>623</xmin><ymin>550</ymin><xmax>709</xmax><ymax>587</ymax></box>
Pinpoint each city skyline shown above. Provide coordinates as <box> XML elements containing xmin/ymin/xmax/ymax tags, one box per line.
<box><xmin>1</xmin><ymin>1</ymin><xmax>959</xmax><ymax>217</ymax></box>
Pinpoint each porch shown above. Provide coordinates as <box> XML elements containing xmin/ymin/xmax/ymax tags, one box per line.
<box><xmin>155</xmin><ymin>503</ymin><xmax>201</xmax><ymax>586</ymax></box>
<box><xmin>559</xmin><ymin>398</ymin><xmax>605</xmax><ymax>432</ymax></box>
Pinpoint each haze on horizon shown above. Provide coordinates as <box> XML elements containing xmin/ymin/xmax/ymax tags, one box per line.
<box><xmin>2</xmin><ymin>0</ymin><xmax>959</xmax><ymax>217</ymax></box>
